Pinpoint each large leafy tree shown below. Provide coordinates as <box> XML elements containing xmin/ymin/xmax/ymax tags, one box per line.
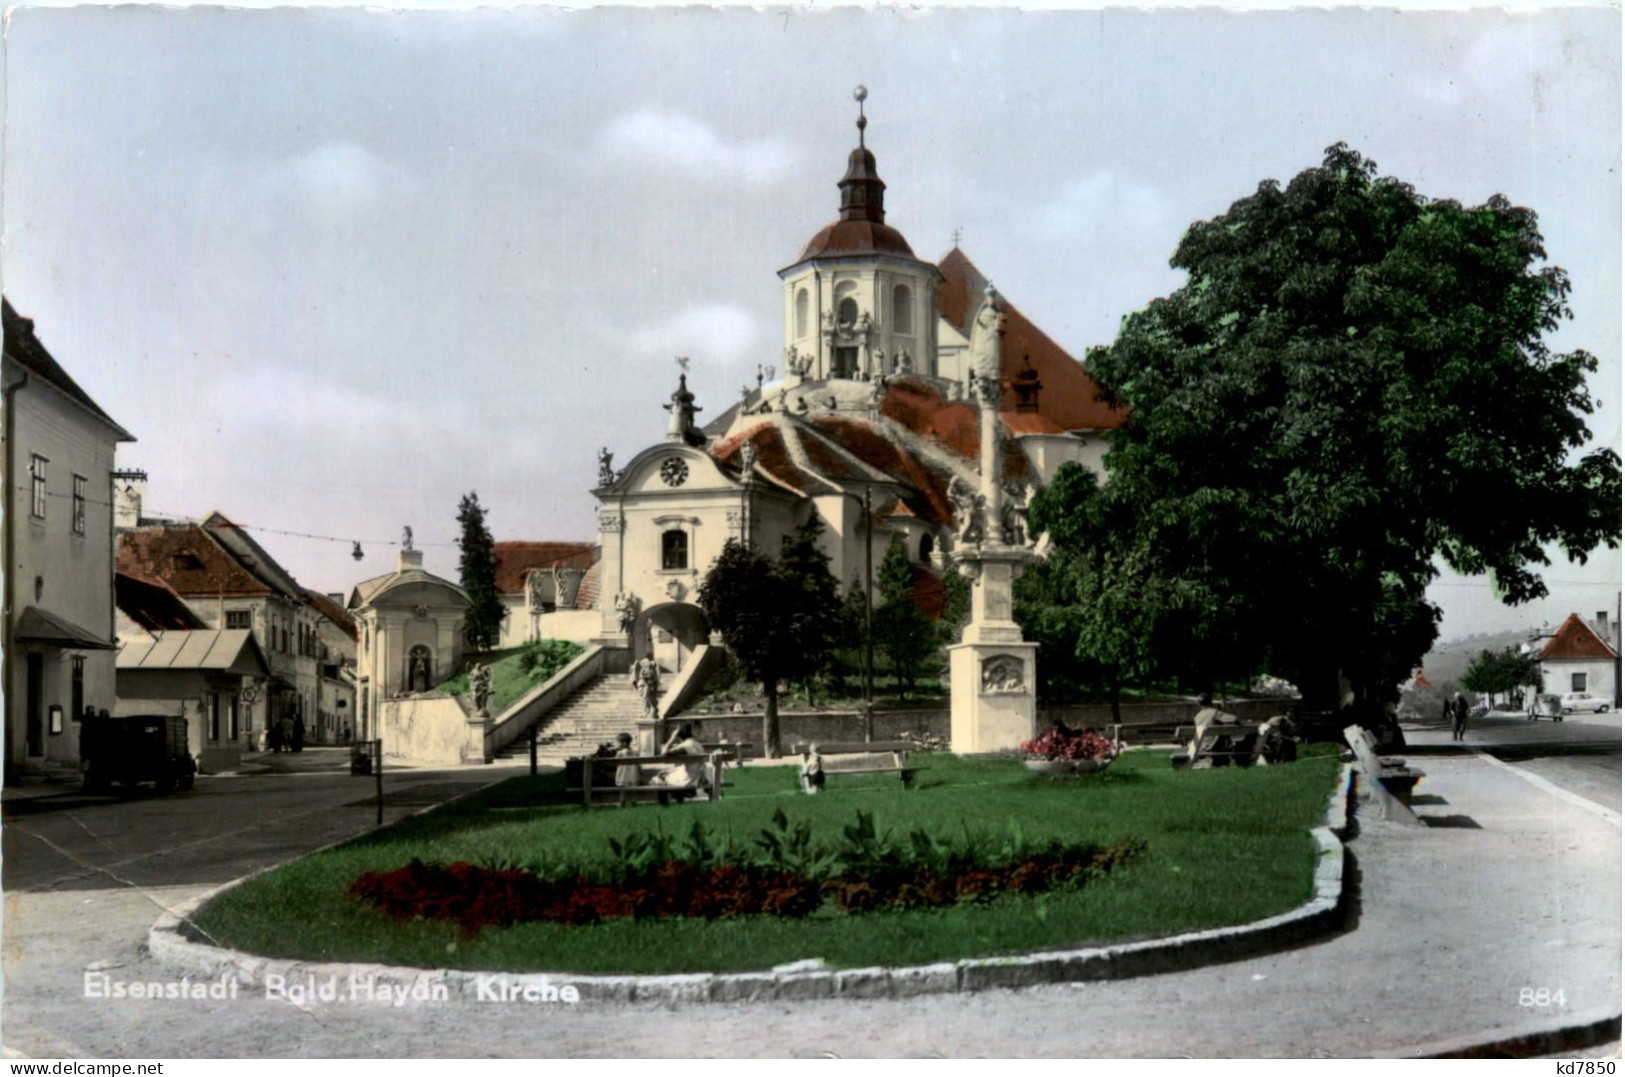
<box><xmin>456</xmin><ymin>492</ymin><xmax>504</xmax><ymax>652</ymax></box>
<box><xmin>698</xmin><ymin>518</ymin><xmax>842</xmax><ymax>757</ymax></box>
<box><xmin>1460</xmin><ymin>646</ymin><xmax>1541</xmax><ymax>700</ymax></box>
<box><xmin>1084</xmin><ymin>144</ymin><xmax>1620</xmax><ymax>711</ymax></box>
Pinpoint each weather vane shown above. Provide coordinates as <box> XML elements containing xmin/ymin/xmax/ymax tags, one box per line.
<box><xmin>854</xmin><ymin>85</ymin><xmax>868</xmax><ymax>148</ymax></box>
<box><xmin>676</xmin><ymin>355</ymin><xmax>691</xmax><ymax>373</ymax></box>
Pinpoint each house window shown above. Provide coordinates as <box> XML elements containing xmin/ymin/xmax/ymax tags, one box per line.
<box><xmin>795</xmin><ymin>288</ymin><xmax>809</xmax><ymax>338</ymax></box>
<box><xmin>1572</xmin><ymin>672</ymin><xmax>1587</xmax><ymax>692</ymax></box>
<box><xmin>893</xmin><ymin>285</ymin><xmax>914</xmax><ymax>336</ymax></box>
<box><xmin>225</xmin><ymin>610</ymin><xmax>251</xmax><ymax>630</ymax></box>
<box><xmin>29</xmin><ymin>455</ymin><xmax>47</xmax><ymax>519</ymax></box>
<box><xmin>71</xmin><ymin>656</ymin><xmax>85</xmax><ymax>722</ymax></box>
<box><xmin>72</xmin><ymin>474</ymin><xmax>87</xmax><ymax>534</ymax></box>
<box><xmin>661</xmin><ymin>529</ymin><xmax>689</xmax><ymax>571</ymax></box>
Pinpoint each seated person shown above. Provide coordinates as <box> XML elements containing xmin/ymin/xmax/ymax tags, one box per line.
<box><xmin>799</xmin><ymin>743</ymin><xmax>826</xmax><ymax>795</ymax></box>
<box><xmin>653</xmin><ymin>722</ymin><xmax>709</xmax><ymax>801</ymax></box>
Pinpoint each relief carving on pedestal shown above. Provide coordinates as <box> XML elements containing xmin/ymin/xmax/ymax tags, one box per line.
<box><xmin>980</xmin><ymin>654</ymin><xmax>1026</xmax><ymax>695</ymax></box>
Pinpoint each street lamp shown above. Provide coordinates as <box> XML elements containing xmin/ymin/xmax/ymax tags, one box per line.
<box><xmin>839</xmin><ymin>486</ymin><xmax>875</xmax><ymax>709</ymax></box>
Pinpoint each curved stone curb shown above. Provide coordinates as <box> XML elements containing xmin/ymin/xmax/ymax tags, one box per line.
<box><xmin>150</xmin><ymin>761</ymin><xmax>1358</xmax><ymax>1006</ymax></box>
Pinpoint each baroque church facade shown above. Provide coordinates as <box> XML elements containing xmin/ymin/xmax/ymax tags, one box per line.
<box><xmin>582</xmin><ymin>98</ymin><xmax>1125</xmax><ymax>677</ymax></box>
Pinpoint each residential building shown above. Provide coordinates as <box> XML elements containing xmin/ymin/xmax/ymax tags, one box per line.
<box><xmin>304</xmin><ymin>588</ymin><xmax>359</xmax><ymax>744</ymax></box>
<box><xmin>1538</xmin><ymin>611</ymin><xmax>1620</xmax><ymax>706</ymax></box>
<box><xmin>3</xmin><ymin>298</ymin><xmax>135</xmax><ymax>781</ymax></box>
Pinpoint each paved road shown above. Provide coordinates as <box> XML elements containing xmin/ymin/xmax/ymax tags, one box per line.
<box><xmin>1</xmin><ymin>731</ymin><xmax>1617</xmax><ymax>1058</ymax></box>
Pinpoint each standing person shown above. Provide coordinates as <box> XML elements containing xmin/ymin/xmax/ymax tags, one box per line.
<box><xmin>268</xmin><ymin>715</ymin><xmax>284</xmax><ymax>753</ymax></box>
<box><xmin>292</xmin><ymin>714</ymin><xmax>306</xmax><ymax>753</ymax></box>
<box><xmin>613</xmin><ymin>732</ymin><xmax>639</xmax><ymax>808</ymax></box>
<box><xmin>1450</xmin><ymin>692</ymin><xmax>1470</xmax><ymax>741</ymax></box>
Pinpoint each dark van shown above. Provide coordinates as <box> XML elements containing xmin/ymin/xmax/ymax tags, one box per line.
<box><xmin>81</xmin><ymin>712</ymin><xmax>197</xmax><ymax>793</ymax></box>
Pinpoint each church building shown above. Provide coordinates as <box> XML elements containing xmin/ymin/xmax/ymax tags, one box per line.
<box><xmin>585</xmin><ymin>93</ymin><xmax>1124</xmax><ymax>677</ymax></box>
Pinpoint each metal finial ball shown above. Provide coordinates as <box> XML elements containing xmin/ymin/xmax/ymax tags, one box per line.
<box><xmin>853</xmin><ymin>85</ymin><xmax>868</xmax><ymax>102</ymax></box>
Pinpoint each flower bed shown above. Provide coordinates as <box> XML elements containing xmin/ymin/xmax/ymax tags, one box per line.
<box><xmin>347</xmin><ymin>809</ymin><xmax>1144</xmax><ymax>934</ymax></box>
<box><xmin>1020</xmin><ymin>724</ymin><xmax>1121</xmax><ymax>764</ymax></box>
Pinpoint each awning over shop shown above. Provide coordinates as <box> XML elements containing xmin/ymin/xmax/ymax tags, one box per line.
<box><xmin>116</xmin><ymin>629</ymin><xmax>269</xmax><ymax>678</ymax></box>
<box><xmin>14</xmin><ymin>606</ymin><xmax>114</xmax><ymax>650</ymax></box>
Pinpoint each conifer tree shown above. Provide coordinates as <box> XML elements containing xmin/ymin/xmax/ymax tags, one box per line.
<box><xmin>456</xmin><ymin>492</ymin><xmax>504</xmax><ymax>652</ymax></box>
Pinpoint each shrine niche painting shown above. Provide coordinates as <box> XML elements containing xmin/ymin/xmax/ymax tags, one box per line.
<box><xmin>980</xmin><ymin>654</ymin><xmax>1026</xmax><ymax>695</ymax></box>
<box><xmin>406</xmin><ymin>645</ymin><xmax>433</xmax><ymax>694</ymax></box>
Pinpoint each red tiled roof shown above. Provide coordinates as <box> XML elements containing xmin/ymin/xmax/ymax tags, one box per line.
<box><xmin>119</xmin><ymin>528</ymin><xmax>273</xmax><ymax>598</ymax></box>
<box><xmin>807</xmin><ymin>414</ymin><xmax>958</xmax><ymax>525</ymax></box>
<box><xmin>712</xmin><ymin>422</ymin><xmax>823</xmax><ymax>496</ymax></box>
<box><xmin>574</xmin><ymin>559</ymin><xmax>602</xmax><ymax>611</ymax></box>
<box><xmin>874</xmin><ymin>380</ymin><xmax>1035</xmax><ymax>485</ymax></box>
<box><xmin>936</xmin><ymin>248</ymin><xmax>1127</xmax><ymax>432</ymax></box>
<box><xmin>1538</xmin><ymin>613</ymin><xmax>1619</xmax><ymax>662</ymax></box>
<box><xmin>493</xmin><ymin>541</ymin><xmax>597</xmax><ymax>595</ymax></box>
<box><xmin>303</xmin><ymin>588</ymin><xmax>359</xmax><ymax>640</ymax></box>
<box><xmin>115</xmin><ymin>572</ymin><xmax>205</xmax><ymax>631</ymax></box>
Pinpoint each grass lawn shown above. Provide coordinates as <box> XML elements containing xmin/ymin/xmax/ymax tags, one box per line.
<box><xmin>433</xmin><ymin>641</ymin><xmax>582</xmax><ymax>714</ymax></box>
<box><xmin>194</xmin><ymin>749</ymin><xmax>1340</xmax><ymax>974</ymax></box>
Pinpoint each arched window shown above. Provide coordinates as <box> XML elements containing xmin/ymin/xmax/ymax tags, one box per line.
<box><xmin>893</xmin><ymin>284</ymin><xmax>914</xmax><ymax>336</ymax></box>
<box><xmin>919</xmin><ymin>533</ymin><xmax>934</xmax><ymax>562</ymax></box>
<box><xmin>837</xmin><ymin>297</ymin><xmax>859</xmax><ymax>327</ymax></box>
<box><xmin>662</xmin><ymin>529</ymin><xmax>689</xmax><ymax>571</ymax></box>
<box><xmin>795</xmin><ymin>289</ymin><xmax>809</xmax><ymax>338</ymax></box>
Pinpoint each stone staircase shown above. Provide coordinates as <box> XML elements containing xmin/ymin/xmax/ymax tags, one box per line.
<box><xmin>495</xmin><ymin>673</ymin><xmax>643</xmax><ymax>761</ymax></box>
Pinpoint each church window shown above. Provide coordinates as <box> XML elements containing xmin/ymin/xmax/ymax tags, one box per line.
<box><xmin>837</xmin><ymin>297</ymin><xmax>859</xmax><ymax>327</ymax></box>
<box><xmin>795</xmin><ymin>289</ymin><xmax>809</xmax><ymax>338</ymax></box>
<box><xmin>662</xmin><ymin>529</ymin><xmax>689</xmax><ymax>571</ymax></box>
<box><xmin>893</xmin><ymin>285</ymin><xmax>914</xmax><ymax>336</ymax></box>
<box><xmin>919</xmin><ymin>534</ymin><xmax>934</xmax><ymax>562</ymax></box>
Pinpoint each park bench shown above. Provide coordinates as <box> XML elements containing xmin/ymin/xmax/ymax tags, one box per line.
<box><xmin>568</xmin><ymin>751</ymin><xmax>725</xmax><ymax>807</ymax></box>
<box><xmin>792</xmin><ymin>740</ymin><xmax>923</xmax><ymax>789</ymax></box>
<box><xmin>1342</xmin><ymin>725</ymin><xmax>1425</xmax><ymax>822</ymax></box>
<box><xmin>701</xmin><ymin>741</ymin><xmax>753</xmax><ymax>767</ymax></box>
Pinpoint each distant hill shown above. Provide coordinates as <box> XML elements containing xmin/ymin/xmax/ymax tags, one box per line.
<box><xmin>1419</xmin><ymin>627</ymin><xmax>1543</xmax><ymax>686</ymax></box>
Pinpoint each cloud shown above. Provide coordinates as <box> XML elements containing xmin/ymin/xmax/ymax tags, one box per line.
<box><xmin>1023</xmin><ymin>171</ymin><xmax>1173</xmax><ymax>243</ymax></box>
<box><xmin>597</xmin><ymin>109</ymin><xmax>798</xmax><ymax>185</ymax></box>
<box><xmin>261</xmin><ymin>141</ymin><xmax>392</xmax><ymax>215</ymax></box>
<box><xmin>622</xmin><ymin>303</ymin><xmax>763</xmax><ymax>367</ymax></box>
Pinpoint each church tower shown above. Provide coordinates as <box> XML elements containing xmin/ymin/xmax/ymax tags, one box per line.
<box><xmin>778</xmin><ymin>88</ymin><xmax>942</xmax><ymax>382</ymax></box>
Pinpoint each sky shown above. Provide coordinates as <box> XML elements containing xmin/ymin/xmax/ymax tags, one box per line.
<box><xmin>2</xmin><ymin>3</ymin><xmax>1619</xmax><ymax>644</ymax></box>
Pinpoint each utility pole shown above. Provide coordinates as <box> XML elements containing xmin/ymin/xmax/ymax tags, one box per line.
<box><xmin>863</xmin><ymin>485</ymin><xmax>874</xmax><ymax>707</ymax></box>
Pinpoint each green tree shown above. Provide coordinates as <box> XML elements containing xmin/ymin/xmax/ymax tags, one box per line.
<box><xmin>698</xmin><ymin>525</ymin><xmax>842</xmax><ymax>757</ymax></box>
<box><xmin>1460</xmin><ymin>647</ymin><xmax>1541</xmax><ymax>700</ymax></box>
<box><xmin>873</xmin><ymin>537</ymin><xmax>935</xmax><ymax>699</ymax></box>
<box><xmin>456</xmin><ymin>492</ymin><xmax>504</xmax><ymax>652</ymax></box>
<box><xmin>778</xmin><ymin>515</ymin><xmax>844</xmax><ymax>705</ymax></box>
<box><xmin>1083</xmin><ymin>144</ymin><xmax>1620</xmax><ymax>711</ymax></box>
<box><xmin>1015</xmin><ymin>462</ymin><xmax>1159</xmax><ymax>716</ymax></box>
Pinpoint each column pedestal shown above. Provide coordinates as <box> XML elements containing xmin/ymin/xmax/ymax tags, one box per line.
<box><xmin>948</xmin><ymin>641</ymin><xmax>1038</xmax><ymax>753</ymax></box>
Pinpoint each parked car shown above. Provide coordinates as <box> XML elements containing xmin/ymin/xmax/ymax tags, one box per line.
<box><xmin>1559</xmin><ymin>691</ymin><xmax>1611</xmax><ymax>715</ymax></box>
<box><xmin>81</xmin><ymin>712</ymin><xmax>196</xmax><ymax>793</ymax></box>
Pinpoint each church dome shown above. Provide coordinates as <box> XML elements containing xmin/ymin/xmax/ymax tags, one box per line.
<box><xmin>794</xmin><ymin>99</ymin><xmax>917</xmax><ymax>263</ymax></box>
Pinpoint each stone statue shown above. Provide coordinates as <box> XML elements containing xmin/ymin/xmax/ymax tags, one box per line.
<box><xmin>401</xmin><ymin>526</ymin><xmax>414</xmax><ymax>552</ymax></box>
<box><xmin>948</xmin><ymin>476</ymin><xmax>986</xmax><ymax>546</ymax></box>
<box><xmin>554</xmin><ymin>566</ymin><xmax>584</xmax><ymax>608</ymax></box>
<box><xmin>821</xmin><ymin>310</ymin><xmax>835</xmax><ymax>333</ymax></box>
<box><xmin>527</xmin><ymin>569</ymin><xmax>549</xmax><ymax>608</ymax></box>
<box><xmin>1000</xmin><ymin>482</ymin><xmax>1034</xmax><ymax>547</ymax></box>
<box><xmin>873</xmin><ymin>346</ymin><xmax>887</xmax><ymax>373</ymax></box>
<box><xmin>856</xmin><ymin>311</ymin><xmax>872</xmax><ymax>334</ymax></box>
<box><xmin>630</xmin><ymin>655</ymin><xmax>661</xmax><ymax>721</ymax></box>
<box><xmin>869</xmin><ymin>371</ymin><xmax>887</xmax><ymax>409</ymax></box>
<box><xmin>739</xmin><ymin>440</ymin><xmax>758</xmax><ymax>479</ymax></box>
<box><xmin>470</xmin><ymin>662</ymin><xmax>494</xmax><ymax>716</ymax></box>
<box><xmin>597</xmin><ymin>446</ymin><xmax>615</xmax><ymax>487</ymax></box>
<box><xmin>776</xmin><ymin>386</ymin><xmax>789</xmax><ymax>413</ymax></box>
<box><xmin>896</xmin><ymin>348</ymin><xmax>913</xmax><ymax>375</ymax></box>
<box><xmin>614</xmin><ymin>591</ymin><xmax>640</xmax><ymax>634</ymax></box>
<box><xmin>967</xmin><ymin>285</ymin><xmax>1005</xmax><ymax>382</ymax></box>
